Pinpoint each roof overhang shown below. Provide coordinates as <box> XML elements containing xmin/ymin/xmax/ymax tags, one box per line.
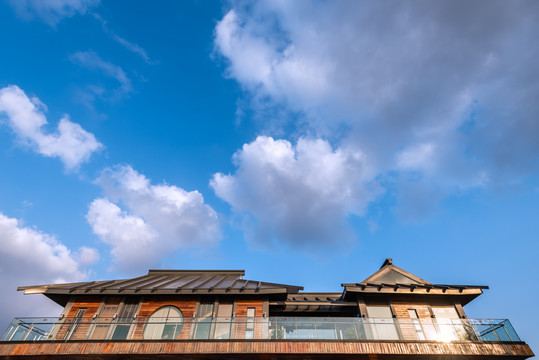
<box><xmin>18</xmin><ymin>269</ymin><xmax>303</xmax><ymax>305</ymax></box>
<box><xmin>341</xmin><ymin>283</ymin><xmax>487</xmax><ymax>305</ymax></box>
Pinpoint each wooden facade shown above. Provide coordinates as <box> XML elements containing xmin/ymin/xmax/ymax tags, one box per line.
<box><xmin>0</xmin><ymin>259</ymin><xmax>534</xmax><ymax>359</ymax></box>
<box><xmin>0</xmin><ymin>339</ymin><xmax>534</xmax><ymax>359</ymax></box>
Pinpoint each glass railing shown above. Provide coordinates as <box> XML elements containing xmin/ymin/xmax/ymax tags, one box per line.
<box><xmin>0</xmin><ymin>317</ymin><xmax>521</xmax><ymax>343</ymax></box>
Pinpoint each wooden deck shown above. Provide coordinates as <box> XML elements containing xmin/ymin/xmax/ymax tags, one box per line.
<box><xmin>0</xmin><ymin>340</ymin><xmax>534</xmax><ymax>359</ymax></box>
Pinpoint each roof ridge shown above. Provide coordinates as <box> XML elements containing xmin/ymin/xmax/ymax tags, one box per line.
<box><xmin>147</xmin><ymin>269</ymin><xmax>245</xmax><ymax>275</ymax></box>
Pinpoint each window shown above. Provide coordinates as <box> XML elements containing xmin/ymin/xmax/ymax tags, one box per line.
<box><xmin>365</xmin><ymin>306</ymin><xmax>399</xmax><ymax>340</ymax></box>
<box><xmin>90</xmin><ymin>304</ymin><xmax>118</xmax><ymax>339</ymax></box>
<box><xmin>64</xmin><ymin>308</ymin><xmax>86</xmax><ymax>340</ymax></box>
<box><xmin>431</xmin><ymin>306</ymin><xmax>459</xmax><ymax>319</ymax></box>
<box><xmin>408</xmin><ymin>309</ymin><xmax>426</xmax><ymax>340</ymax></box>
<box><xmin>245</xmin><ymin>307</ymin><xmax>255</xmax><ymax>339</ymax></box>
<box><xmin>432</xmin><ymin>306</ymin><xmax>464</xmax><ymax>341</ymax></box>
<box><xmin>143</xmin><ymin>306</ymin><xmax>184</xmax><ymax>340</ymax></box>
<box><xmin>194</xmin><ymin>302</ymin><xmax>214</xmax><ymax>339</ymax></box>
<box><xmin>214</xmin><ymin>303</ymin><xmax>233</xmax><ymax>339</ymax></box>
<box><xmin>111</xmin><ymin>299</ymin><xmax>138</xmax><ymax>340</ymax></box>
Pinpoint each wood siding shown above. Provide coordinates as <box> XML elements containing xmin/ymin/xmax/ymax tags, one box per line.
<box><xmin>66</xmin><ymin>296</ymin><xmax>104</xmax><ymax>318</ymax></box>
<box><xmin>362</xmin><ymin>295</ymin><xmax>470</xmax><ymax>341</ymax></box>
<box><xmin>235</xmin><ymin>297</ymin><xmax>263</xmax><ymax>317</ymax></box>
<box><xmin>138</xmin><ymin>296</ymin><xmax>197</xmax><ymax>318</ymax></box>
<box><xmin>0</xmin><ymin>340</ymin><xmax>533</xmax><ymax>359</ymax></box>
<box><xmin>134</xmin><ymin>296</ymin><xmax>197</xmax><ymax>340</ymax></box>
<box><xmin>56</xmin><ymin>295</ymin><xmax>199</xmax><ymax>341</ymax></box>
<box><xmin>234</xmin><ymin>297</ymin><xmax>264</xmax><ymax>339</ymax></box>
<box><xmin>55</xmin><ymin>296</ymin><xmax>105</xmax><ymax>341</ymax></box>
<box><xmin>391</xmin><ymin>297</ymin><xmax>432</xmax><ymax>319</ymax></box>
<box><xmin>391</xmin><ymin>297</ymin><xmax>432</xmax><ymax>340</ymax></box>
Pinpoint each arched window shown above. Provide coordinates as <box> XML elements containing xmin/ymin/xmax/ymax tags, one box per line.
<box><xmin>143</xmin><ymin>306</ymin><xmax>183</xmax><ymax>339</ymax></box>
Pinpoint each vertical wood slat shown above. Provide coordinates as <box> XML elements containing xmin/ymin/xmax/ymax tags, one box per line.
<box><xmin>55</xmin><ymin>295</ymin><xmax>104</xmax><ymax>340</ymax></box>
<box><xmin>234</xmin><ymin>297</ymin><xmax>264</xmax><ymax>339</ymax></box>
<box><xmin>0</xmin><ymin>339</ymin><xmax>533</xmax><ymax>357</ymax></box>
<box><xmin>235</xmin><ymin>297</ymin><xmax>263</xmax><ymax>317</ymax></box>
<box><xmin>56</xmin><ymin>295</ymin><xmax>200</xmax><ymax>341</ymax></box>
<box><xmin>135</xmin><ymin>296</ymin><xmax>196</xmax><ymax>340</ymax></box>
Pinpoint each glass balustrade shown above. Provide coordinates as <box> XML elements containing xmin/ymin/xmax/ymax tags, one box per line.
<box><xmin>0</xmin><ymin>317</ymin><xmax>522</xmax><ymax>343</ymax></box>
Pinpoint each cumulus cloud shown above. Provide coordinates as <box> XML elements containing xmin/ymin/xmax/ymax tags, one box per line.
<box><xmin>0</xmin><ymin>212</ymin><xmax>97</xmax><ymax>327</ymax></box>
<box><xmin>76</xmin><ymin>246</ymin><xmax>100</xmax><ymax>266</ymax></box>
<box><xmin>70</xmin><ymin>51</ymin><xmax>134</xmax><ymax>101</ymax></box>
<box><xmin>87</xmin><ymin>165</ymin><xmax>221</xmax><ymax>272</ymax></box>
<box><xmin>8</xmin><ymin>0</ymin><xmax>99</xmax><ymax>26</ymax></box>
<box><xmin>0</xmin><ymin>85</ymin><xmax>103</xmax><ymax>170</ymax></box>
<box><xmin>211</xmin><ymin>136</ymin><xmax>382</xmax><ymax>250</ymax></box>
<box><xmin>87</xmin><ymin>198</ymin><xmax>158</xmax><ymax>272</ymax></box>
<box><xmin>214</xmin><ymin>0</ymin><xmax>539</xmax><ymax>221</ymax></box>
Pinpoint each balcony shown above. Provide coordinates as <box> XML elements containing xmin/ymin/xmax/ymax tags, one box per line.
<box><xmin>0</xmin><ymin>316</ymin><xmax>524</xmax><ymax>342</ymax></box>
<box><xmin>0</xmin><ymin>317</ymin><xmax>533</xmax><ymax>359</ymax></box>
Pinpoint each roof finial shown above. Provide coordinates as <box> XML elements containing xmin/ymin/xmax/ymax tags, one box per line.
<box><xmin>381</xmin><ymin>258</ymin><xmax>393</xmax><ymax>268</ymax></box>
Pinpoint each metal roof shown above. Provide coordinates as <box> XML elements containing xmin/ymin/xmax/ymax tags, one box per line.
<box><xmin>341</xmin><ymin>282</ymin><xmax>488</xmax><ymax>293</ymax></box>
<box><xmin>18</xmin><ymin>260</ymin><xmax>489</xmax><ymax>308</ymax></box>
<box><xmin>340</xmin><ymin>259</ymin><xmax>488</xmax><ymax>304</ymax></box>
<box><xmin>286</xmin><ymin>293</ymin><xmax>343</xmax><ymax>303</ymax></box>
<box><xmin>269</xmin><ymin>292</ymin><xmax>357</xmax><ymax>312</ymax></box>
<box><xmin>18</xmin><ymin>270</ymin><xmax>303</xmax><ymax>297</ymax></box>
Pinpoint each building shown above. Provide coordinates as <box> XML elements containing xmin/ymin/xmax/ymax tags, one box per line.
<box><xmin>0</xmin><ymin>259</ymin><xmax>534</xmax><ymax>359</ymax></box>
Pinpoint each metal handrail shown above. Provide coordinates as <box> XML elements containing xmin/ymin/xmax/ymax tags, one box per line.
<box><xmin>0</xmin><ymin>317</ymin><xmax>521</xmax><ymax>343</ymax></box>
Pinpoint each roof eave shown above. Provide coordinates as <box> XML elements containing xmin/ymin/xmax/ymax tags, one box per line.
<box><xmin>342</xmin><ymin>285</ymin><xmax>485</xmax><ymax>297</ymax></box>
<box><xmin>22</xmin><ymin>286</ymin><xmax>302</xmax><ymax>296</ymax></box>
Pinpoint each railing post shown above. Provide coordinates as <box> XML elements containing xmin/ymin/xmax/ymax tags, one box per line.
<box><xmin>7</xmin><ymin>321</ymin><xmax>21</xmax><ymax>341</ymax></box>
<box><xmin>22</xmin><ymin>322</ymin><xmax>34</xmax><ymax>341</ymax></box>
<box><xmin>1</xmin><ymin>320</ymin><xmax>19</xmax><ymax>341</ymax></box>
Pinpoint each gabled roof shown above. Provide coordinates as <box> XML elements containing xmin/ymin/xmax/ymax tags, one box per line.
<box><xmin>19</xmin><ymin>270</ymin><xmax>303</xmax><ymax>306</ymax></box>
<box><xmin>341</xmin><ymin>259</ymin><xmax>488</xmax><ymax>304</ymax></box>
<box><xmin>359</xmin><ymin>258</ymin><xmax>431</xmax><ymax>285</ymax></box>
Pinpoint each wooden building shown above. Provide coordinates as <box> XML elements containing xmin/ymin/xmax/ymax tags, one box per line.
<box><xmin>0</xmin><ymin>259</ymin><xmax>534</xmax><ymax>359</ymax></box>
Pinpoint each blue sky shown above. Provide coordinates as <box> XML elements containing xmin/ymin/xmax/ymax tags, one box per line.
<box><xmin>0</xmin><ymin>0</ymin><xmax>538</xmax><ymax>351</ymax></box>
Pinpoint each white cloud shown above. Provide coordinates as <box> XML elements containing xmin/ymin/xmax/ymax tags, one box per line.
<box><xmin>214</xmin><ymin>0</ymin><xmax>539</xmax><ymax>221</ymax></box>
<box><xmin>0</xmin><ymin>85</ymin><xmax>103</xmax><ymax>170</ymax></box>
<box><xmin>87</xmin><ymin>198</ymin><xmax>158</xmax><ymax>272</ymax></box>
<box><xmin>215</xmin><ymin>8</ymin><xmax>331</xmax><ymax>111</ymax></box>
<box><xmin>8</xmin><ymin>0</ymin><xmax>99</xmax><ymax>26</ymax></box>
<box><xmin>87</xmin><ymin>165</ymin><xmax>222</xmax><ymax>272</ymax></box>
<box><xmin>76</xmin><ymin>246</ymin><xmax>100</xmax><ymax>266</ymax></box>
<box><xmin>211</xmin><ymin>136</ymin><xmax>382</xmax><ymax>250</ymax></box>
<box><xmin>0</xmin><ymin>212</ymin><xmax>96</xmax><ymax>326</ymax></box>
<box><xmin>70</xmin><ymin>51</ymin><xmax>134</xmax><ymax>100</ymax></box>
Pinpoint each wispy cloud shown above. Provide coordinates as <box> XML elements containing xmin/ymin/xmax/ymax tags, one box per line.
<box><xmin>70</xmin><ymin>51</ymin><xmax>134</xmax><ymax>101</ymax></box>
<box><xmin>8</xmin><ymin>0</ymin><xmax>99</xmax><ymax>26</ymax></box>
<box><xmin>93</xmin><ymin>13</ymin><xmax>158</xmax><ymax>65</ymax></box>
<box><xmin>87</xmin><ymin>165</ymin><xmax>222</xmax><ymax>273</ymax></box>
<box><xmin>0</xmin><ymin>85</ymin><xmax>103</xmax><ymax>170</ymax></box>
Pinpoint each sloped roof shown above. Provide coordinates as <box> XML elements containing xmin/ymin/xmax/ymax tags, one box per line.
<box><xmin>18</xmin><ymin>270</ymin><xmax>303</xmax><ymax>299</ymax></box>
<box><xmin>341</xmin><ymin>259</ymin><xmax>488</xmax><ymax>303</ymax></box>
<box><xmin>358</xmin><ymin>258</ymin><xmax>432</xmax><ymax>285</ymax></box>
